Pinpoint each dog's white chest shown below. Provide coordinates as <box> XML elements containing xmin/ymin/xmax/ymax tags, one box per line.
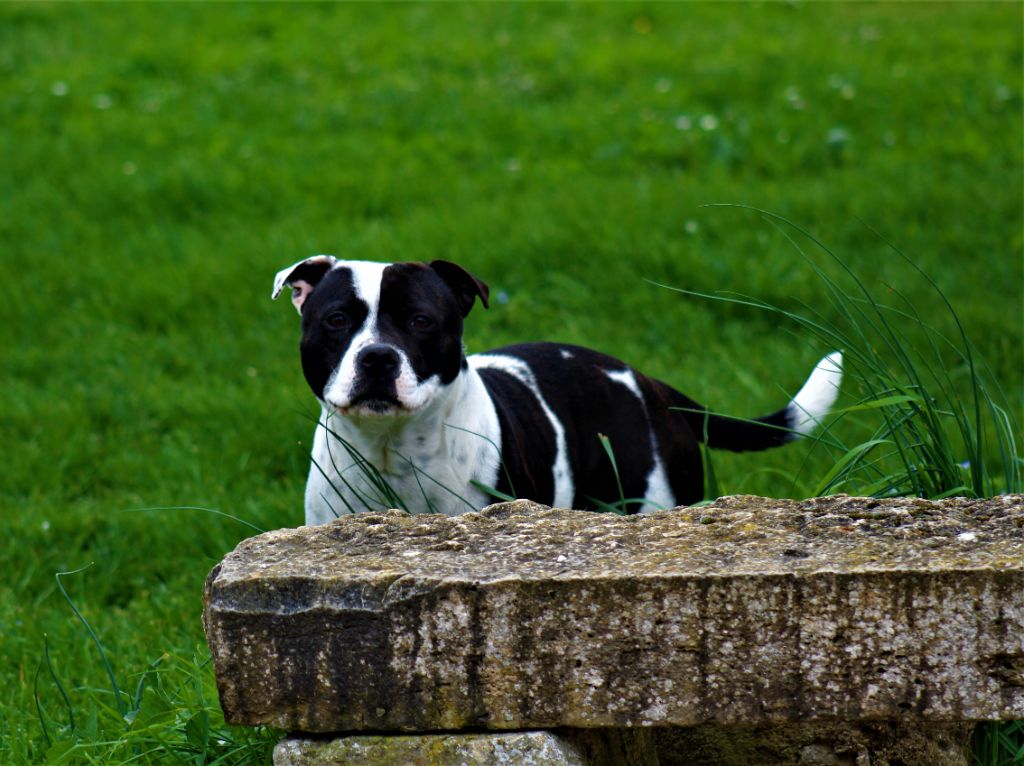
<box><xmin>303</xmin><ymin>369</ymin><xmax>502</xmax><ymax>523</ymax></box>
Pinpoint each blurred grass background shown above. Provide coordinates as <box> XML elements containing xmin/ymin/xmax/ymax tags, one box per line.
<box><xmin>1</xmin><ymin>3</ymin><xmax>1021</xmax><ymax>763</ymax></box>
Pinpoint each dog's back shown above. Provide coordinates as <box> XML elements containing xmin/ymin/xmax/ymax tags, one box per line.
<box><xmin>472</xmin><ymin>343</ymin><xmax>842</xmax><ymax>513</ymax></box>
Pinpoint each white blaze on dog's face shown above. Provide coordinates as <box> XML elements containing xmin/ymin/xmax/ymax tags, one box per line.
<box><xmin>273</xmin><ymin>257</ymin><xmax>488</xmax><ymax>418</ymax></box>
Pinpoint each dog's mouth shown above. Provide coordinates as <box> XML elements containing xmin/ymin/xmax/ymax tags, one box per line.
<box><xmin>341</xmin><ymin>392</ymin><xmax>403</xmax><ymax>416</ymax></box>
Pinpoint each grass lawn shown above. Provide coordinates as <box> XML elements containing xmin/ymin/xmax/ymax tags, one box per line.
<box><xmin>1</xmin><ymin>3</ymin><xmax>1021</xmax><ymax>763</ymax></box>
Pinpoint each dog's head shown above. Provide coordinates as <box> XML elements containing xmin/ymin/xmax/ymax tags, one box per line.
<box><xmin>273</xmin><ymin>257</ymin><xmax>489</xmax><ymax>418</ymax></box>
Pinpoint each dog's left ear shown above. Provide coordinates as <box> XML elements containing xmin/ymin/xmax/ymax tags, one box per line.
<box><xmin>429</xmin><ymin>260</ymin><xmax>490</xmax><ymax>317</ymax></box>
<box><xmin>272</xmin><ymin>256</ymin><xmax>337</xmax><ymax>314</ymax></box>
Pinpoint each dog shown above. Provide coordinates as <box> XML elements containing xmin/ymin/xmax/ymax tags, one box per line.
<box><xmin>273</xmin><ymin>257</ymin><xmax>842</xmax><ymax>524</ymax></box>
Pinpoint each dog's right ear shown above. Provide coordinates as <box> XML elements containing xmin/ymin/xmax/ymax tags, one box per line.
<box><xmin>272</xmin><ymin>256</ymin><xmax>337</xmax><ymax>314</ymax></box>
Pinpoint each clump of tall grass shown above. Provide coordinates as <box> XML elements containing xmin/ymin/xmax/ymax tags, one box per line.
<box><xmin>34</xmin><ymin>565</ymin><xmax>278</xmax><ymax>765</ymax></box>
<box><xmin>308</xmin><ymin>413</ymin><xmax>485</xmax><ymax>517</ymax></box>
<box><xmin>309</xmin><ymin>415</ymin><xmax>650</xmax><ymax>516</ymax></box>
<box><xmin>657</xmin><ymin>207</ymin><xmax>1021</xmax><ymax>501</ymax></box>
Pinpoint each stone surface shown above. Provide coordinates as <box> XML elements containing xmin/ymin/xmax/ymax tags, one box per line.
<box><xmin>274</xmin><ymin>730</ymin><xmax>657</xmax><ymax>766</ymax></box>
<box><xmin>273</xmin><ymin>725</ymin><xmax>970</xmax><ymax>766</ymax></box>
<box><xmin>653</xmin><ymin>721</ymin><xmax>973</xmax><ymax>766</ymax></box>
<box><xmin>203</xmin><ymin>495</ymin><xmax>1024</xmax><ymax>732</ymax></box>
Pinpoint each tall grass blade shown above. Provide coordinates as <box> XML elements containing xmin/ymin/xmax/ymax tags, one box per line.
<box><xmin>124</xmin><ymin>506</ymin><xmax>266</xmax><ymax>534</ymax></box>
<box><xmin>469</xmin><ymin>480</ymin><xmax>517</xmax><ymax>503</ymax></box>
<box><xmin>310</xmin><ymin>452</ymin><xmax>364</xmax><ymax>516</ymax></box>
<box><xmin>55</xmin><ymin>566</ymin><xmax>126</xmax><ymax>718</ymax></box>
<box><xmin>33</xmin><ymin>660</ymin><xmax>52</xmax><ymax>748</ymax></box>
<box><xmin>700</xmin><ymin>442</ymin><xmax>721</xmax><ymax>503</ymax></box>
<box><xmin>583</xmin><ymin>495</ymin><xmax>636</xmax><ymax>515</ymax></box>
<box><xmin>406</xmin><ymin>456</ymin><xmax>440</xmax><ymax>514</ymax></box>
<box><xmin>812</xmin><ymin>439</ymin><xmax>892</xmax><ymax>497</ymax></box>
<box><xmin>319</xmin><ymin>417</ymin><xmax>410</xmax><ymax>511</ymax></box>
<box><xmin>396</xmin><ymin>452</ymin><xmax>478</xmax><ymax>514</ymax></box>
<box><xmin>597</xmin><ymin>433</ymin><xmax>627</xmax><ymax>513</ymax></box>
<box><xmin>43</xmin><ymin>634</ymin><xmax>75</xmax><ymax>736</ymax></box>
<box><xmin>444</xmin><ymin>421</ymin><xmax>518</xmax><ymax>498</ymax></box>
<box><xmin>125</xmin><ymin>654</ymin><xmax>165</xmax><ymax>726</ymax></box>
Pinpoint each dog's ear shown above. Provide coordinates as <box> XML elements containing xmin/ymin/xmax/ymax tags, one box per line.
<box><xmin>429</xmin><ymin>260</ymin><xmax>490</xmax><ymax>317</ymax></box>
<box><xmin>272</xmin><ymin>256</ymin><xmax>337</xmax><ymax>314</ymax></box>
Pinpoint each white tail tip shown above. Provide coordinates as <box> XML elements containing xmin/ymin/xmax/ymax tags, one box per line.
<box><xmin>788</xmin><ymin>351</ymin><xmax>843</xmax><ymax>436</ymax></box>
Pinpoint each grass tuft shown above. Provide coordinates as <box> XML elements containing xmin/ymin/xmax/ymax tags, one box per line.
<box><xmin>55</xmin><ymin>566</ymin><xmax>126</xmax><ymax>719</ymax></box>
<box><xmin>655</xmin><ymin>207</ymin><xmax>1021</xmax><ymax>501</ymax></box>
<box><xmin>36</xmin><ymin>631</ymin><xmax>278</xmax><ymax>765</ymax></box>
<box><xmin>972</xmin><ymin>720</ymin><xmax>1024</xmax><ymax>766</ymax></box>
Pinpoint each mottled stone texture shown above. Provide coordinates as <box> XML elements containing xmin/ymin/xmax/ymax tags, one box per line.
<box><xmin>653</xmin><ymin>721</ymin><xmax>974</xmax><ymax>766</ymax></box>
<box><xmin>274</xmin><ymin>730</ymin><xmax>656</xmax><ymax>766</ymax></box>
<box><xmin>203</xmin><ymin>495</ymin><xmax>1024</xmax><ymax>733</ymax></box>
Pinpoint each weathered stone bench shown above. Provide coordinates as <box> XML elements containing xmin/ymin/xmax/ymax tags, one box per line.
<box><xmin>203</xmin><ymin>495</ymin><xmax>1024</xmax><ymax>765</ymax></box>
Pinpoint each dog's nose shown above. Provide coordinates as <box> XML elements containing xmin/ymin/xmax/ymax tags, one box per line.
<box><xmin>356</xmin><ymin>344</ymin><xmax>400</xmax><ymax>378</ymax></box>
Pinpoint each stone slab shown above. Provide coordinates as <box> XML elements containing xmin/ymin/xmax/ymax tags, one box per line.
<box><xmin>274</xmin><ymin>730</ymin><xmax>657</xmax><ymax>766</ymax></box>
<box><xmin>203</xmin><ymin>495</ymin><xmax>1024</xmax><ymax>732</ymax></box>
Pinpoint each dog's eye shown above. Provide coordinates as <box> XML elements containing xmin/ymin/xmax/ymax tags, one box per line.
<box><xmin>409</xmin><ymin>315</ymin><xmax>434</xmax><ymax>332</ymax></box>
<box><xmin>323</xmin><ymin>312</ymin><xmax>350</xmax><ymax>331</ymax></box>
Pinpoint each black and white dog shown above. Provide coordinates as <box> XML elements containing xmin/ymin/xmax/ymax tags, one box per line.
<box><xmin>273</xmin><ymin>257</ymin><xmax>842</xmax><ymax>524</ymax></box>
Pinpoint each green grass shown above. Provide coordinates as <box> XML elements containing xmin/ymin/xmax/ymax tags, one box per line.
<box><xmin>1</xmin><ymin>3</ymin><xmax>1021</xmax><ymax>764</ymax></box>
<box><xmin>665</xmin><ymin>207</ymin><xmax>1022</xmax><ymax>503</ymax></box>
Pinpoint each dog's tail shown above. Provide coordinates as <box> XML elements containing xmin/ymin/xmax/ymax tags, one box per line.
<box><xmin>676</xmin><ymin>351</ymin><xmax>843</xmax><ymax>452</ymax></box>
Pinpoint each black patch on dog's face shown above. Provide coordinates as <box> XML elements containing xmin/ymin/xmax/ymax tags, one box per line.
<box><xmin>297</xmin><ymin>262</ymin><xmax>469</xmax><ymax>408</ymax></box>
<box><xmin>299</xmin><ymin>267</ymin><xmax>369</xmax><ymax>400</ymax></box>
<box><xmin>376</xmin><ymin>263</ymin><xmax>466</xmax><ymax>386</ymax></box>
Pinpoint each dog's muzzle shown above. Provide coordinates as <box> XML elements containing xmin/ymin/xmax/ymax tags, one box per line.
<box><xmin>346</xmin><ymin>343</ymin><xmax>402</xmax><ymax>414</ymax></box>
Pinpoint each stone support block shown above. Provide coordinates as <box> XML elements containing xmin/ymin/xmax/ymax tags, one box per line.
<box><xmin>274</xmin><ymin>730</ymin><xmax>657</xmax><ymax>766</ymax></box>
